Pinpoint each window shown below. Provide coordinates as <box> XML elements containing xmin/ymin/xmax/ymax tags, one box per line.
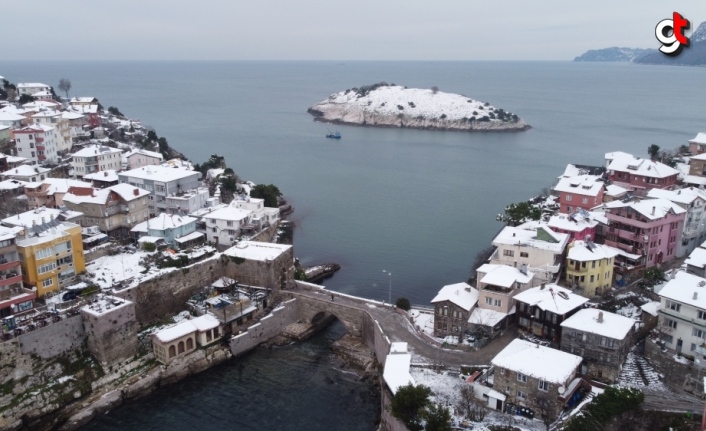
<box><xmin>494</xmin><ymin>299</ymin><xmax>502</xmax><ymax>307</ymax></box>
<box><xmin>538</xmin><ymin>380</ymin><xmax>549</xmax><ymax>391</ymax></box>
<box><xmin>592</xmin><ymin>261</ymin><xmax>596</xmax><ymax>269</ymax></box>
<box><xmin>41</xmin><ymin>278</ymin><xmax>53</xmax><ymax>288</ymax></box>
<box><xmin>517</xmin><ymin>373</ymin><xmax>527</xmax><ymax>383</ymax></box>
<box><xmin>227</xmin><ymin>221</ymin><xmax>234</xmax><ymax>227</ymax></box>
<box><xmin>582</xmin><ymin>197</ymin><xmax>588</xmax><ymax>204</ymax></box>
<box><xmin>503</xmin><ymin>250</ymin><xmax>514</xmax><ymax>257</ymax></box>
<box><xmin>520</xmin><ymin>252</ymin><xmax>528</xmax><ymax>258</ymax></box>
<box><xmin>485</xmin><ymin>297</ymin><xmax>493</xmax><ymax>305</ymax></box>
<box><xmin>566</xmin><ymin>194</ymin><xmax>573</xmax><ymax>202</ymax></box>
<box><xmin>699</xmin><ymin>310</ymin><xmax>706</xmax><ymax>320</ymax></box>
<box><xmin>519</xmin><ymin>317</ymin><xmax>530</xmax><ymax>327</ymax></box>
<box><xmin>600</xmin><ymin>337</ymin><xmax>615</xmax><ymax>348</ymax></box>
<box><xmin>38</xmin><ymin>262</ymin><xmax>56</xmax><ymax>274</ymax></box>
<box><xmin>517</xmin><ymin>390</ymin><xmax>527</xmax><ymax>399</ymax></box>
<box><xmin>666</xmin><ymin>319</ymin><xmax>678</xmax><ymax>329</ymax></box>
<box><xmin>666</xmin><ymin>301</ymin><xmax>681</xmax><ymax>312</ymax></box>
<box><xmin>693</xmin><ymin>328</ymin><xmax>706</xmax><ymax>339</ymax></box>
<box><xmin>35</xmin><ymin>247</ymin><xmax>54</xmax><ymax>260</ymax></box>
<box><xmin>155</xmin><ymin>185</ymin><xmax>165</xmax><ymax>193</ymax></box>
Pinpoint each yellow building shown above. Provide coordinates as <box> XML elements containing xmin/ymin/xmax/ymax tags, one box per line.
<box><xmin>16</xmin><ymin>222</ymin><xmax>85</xmax><ymax>297</ymax></box>
<box><xmin>565</xmin><ymin>240</ymin><xmax>620</xmax><ymax>297</ymax></box>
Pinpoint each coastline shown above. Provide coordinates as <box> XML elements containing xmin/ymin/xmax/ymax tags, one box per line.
<box><xmin>312</xmin><ymin>116</ymin><xmax>532</xmax><ymax>133</ymax></box>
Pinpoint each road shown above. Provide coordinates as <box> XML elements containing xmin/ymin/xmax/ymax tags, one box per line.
<box><xmin>289</xmin><ymin>286</ymin><xmax>517</xmax><ymax>368</ymax></box>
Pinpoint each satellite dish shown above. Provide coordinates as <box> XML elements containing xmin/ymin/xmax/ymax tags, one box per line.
<box><xmin>558</xmin><ymin>386</ymin><xmax>566</xmax><ymax>394</ymax></box>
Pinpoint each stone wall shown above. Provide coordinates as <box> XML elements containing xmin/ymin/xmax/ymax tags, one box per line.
<box><xmin>249</xmin><ymin>221</ymin><xmax>280</xmax><ymax>243</ymax></box>
<box><xmin>223</xmin><ymin>246</ymin><xmax>295</xmax><ymax>291</ymax></box>
<box><xmin>645</xmin><ymin>339</ymin><xmax>704</xmax><ymax>393</ymax></box>
<box><xmin>18</xmin><ymin>314</ymin><xmax>85</xmax><ymax>359</ymax></box>
<box><xmin>84</xmin><ymin>244</ymin><xmax>116</xmax><ymax>263</ymax></box>
<box><xmin>115</xmin><ymin>255</ymin><xmax>227</xmax><ymax>326</ymax></box>
<box><xmin>82</xmin><ymin>301</ymin><xmax>138</xmax><ymax>367</ymax></box>
<box><xmin>229</xmin><ymin>299</ymin><xmax>299</xmax><ymax>356</ymax></box>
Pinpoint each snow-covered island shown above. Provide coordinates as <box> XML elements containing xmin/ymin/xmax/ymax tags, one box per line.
<box><xmin>307</xmin><ymin>83</ymin><xmax>530</xmax><ymax>132</ymax></box>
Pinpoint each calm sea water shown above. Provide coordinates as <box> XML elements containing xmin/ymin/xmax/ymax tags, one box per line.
<box><xmin>79</xmin><ymin>320</ymin><xmax>380</xmax><ymax>431</ymax></box>
<box><xmin>2</xmin><ymin>61</ymin><xmax>705</xmax><ymax>429</ymax></box>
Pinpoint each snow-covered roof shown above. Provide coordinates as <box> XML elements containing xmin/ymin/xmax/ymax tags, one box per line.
<box><xmin>689</xmin><ymin>133</ymin><xmax>706</xmax><ymax>145</ymax></box>
<box><xmin>83</xmin><ymin>170</ymin><xmax>119</xmax><ymax>183</ymax></box>
<box><xmin>477</xmin><ymin>264</ymin><xmax>534</xmax><ymax>288</ymax></box>
<box><xmin>0</xmin><ymin>225</ymin><xmax>21</xmax><ymax>242</ymax></box>
<box><xmin>0</xmin><ymin>165</ymin><xmax>50</xmax><ymax>178</ymax></box>
<box><xmin>61</xmin><ymin>111</ymin><xmax>84</xmax><ymax>121</ymax></box>
<box><xmin>430</xmin><ymin>282</ymin><xmax>479</xmax><ymax>311</ymax></box>
<box><xmin>64</xmin><ymin>183</ymin><xmax>149</xmax><ymax>205</ymax></box>
<box><xmin>131</xmin><ymin>221</ymin><xmax>148</xmax><ymax>233</ymax></box>
<box><xmin>124</xmin><ymin>148</ymin><xmax>164</xmax><ymax>161</ymax></box>
<box><xmin>468</xmin><ymin>308</ymin><xmax>507</xmax><ymax>327</ymax></box>
<box><xmin>601</xmin><ymin>197</ymin><xmax>686</xmax><ymax>220</ymax></box>
<box><xmin>684</xmin><ymin>175</ymin><xmax>706</xmax><ymax>187</ymax></box>
<box><xmin>175</xmin><ymin>231</ymin><xmax>204</xmax><ymax>243</ymax></box>
<box><xmin>223</xmin><ymin>241</ymin><xmax>292</xmax><ymax>262</ymax></box>
<box><xmin>0</xmin><ymin>179</ymin><xmax>27</xmax><ymax>190</ymax></box>
<box><xmin>25</xmin><ymin>178</ymin><xmax>92</xmax><ymax>195</ymax></box>
<box><xmin>607</xmin><ymin>152</ymin><xmax>679</xmax><ymax>178</ymax></box>
<box><xmin>0</xmin><ymin>112</ymin><xmax>25</xmax><ymax>122</ymax></box>
<box><xmin>686</xmin><ymin>248</ymin><xmax>706</xmax><ymax>269</ymax></box>
<box><xmin>513</xmin><ymin>284</ymin><xmax>589</xmax><ymax>315</ymax></box>
<box><xmin>146</xmin><ymin>213</ymin><xmax>196</xmax><ymax>231</ymax></box>
<box><xmin>547</xmin><ymin>213</ymin><xmax>598</xmax><ymax>232</ymax></box>
<box><xmin>81</xmin><ymin>295</ymin><xmax>131</xmax><ymax>317</ymax></box>
<box><xmin>641</xmin><ymin>301</ymin><xmax>660</xmax><ymax>317</ymax></box>
<box><xmin>659</xmin><ymin>271</ymin><xmax>706</xmax><ymax>310</ymax></box>
<box><xmin>605</xmin><ymin>184</ymin><xmax>629</xmax><ymax>197</ymax></box>
<box><xmin>120</xmin><ymin>165</ymin><xmax>199</xmax><ymax>182</ymax></box>
<box><xmin>567</xmin><ymin>240</ymin><xmax>620</xmax><ymax>262</ymax></box>
<box><xmin>491</xmin><ymin>339</ymin><xmax>582</xmax><ymax>384</ymax></box>
<box><xmin>554</xmin><ymin>175</ymin><xmax>604</xmax><ymax>197</ymax></box>
<box><xmin>154</xmin><ymin>320</ymin><xmax>197</xmax><ymax>343</ymax></box>
<box><xmin>561</xmin><ymin>308</ymin><xmax>635</xmax><ymax>340</ymax></box>
<box><xmin>2</xmin><ymin>207</ymin><xmax>82</xmax><ymax>228</ymax></box>
<box><xmin>492</xmin><ymin>225</ymin><xmax>568</xmax><ymax>254</ymax></box>
<box><xmin>137</xmin><ymin>235</ymin><xmax>164</xmax><ymax>244</ymax></box>
<box><xmin>72</xmin><ymin>145</ymin><xmax>123</xmax><ymax>158</ymax></box>
<box><xmin>17</xmin><ymin>82</ymin><xmax>50</xmax><ymax>89</ymax></box>
<box><xmin>647</xmin><ymin>187</ymin><xmax>706</xmax><ymax>206</ymax></box>
<box><xmin>383</xmin><ymin>342</ymin><xmax>414</xmax><ymax>394</ymax></box>
<box><xmin>204</xmin><ymin>206</ymin><xmax>251</xmax><ymax>222</ymax></box>
<box><xmin>190</xmin><ymin>314</ymin><xmax>220</xmax><ymax>332</ymax></box>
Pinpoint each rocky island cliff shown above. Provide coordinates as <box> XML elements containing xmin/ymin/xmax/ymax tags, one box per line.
<box><xmin>307</xmin><ymin>83</ymin><xmax>530</xmax><ymax>132</ymax></box>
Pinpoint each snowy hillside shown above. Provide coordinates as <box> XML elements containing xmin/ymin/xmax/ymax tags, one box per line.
<box><xmin>308</xmin><ymin>83</ymin><xmax>530</xmax><ymax>132</ymax></box>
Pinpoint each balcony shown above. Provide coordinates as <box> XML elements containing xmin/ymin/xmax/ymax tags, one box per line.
<box><xmin>36</xmin><ymin>145</ymin><xmax>45</xmax><ymax>151</ymax></box>
<box><xmin>0</xmin><ymin>259</ymin><xmax>20</xmax><ymax>272</ymax></box>
<box><xmin>0</xmin><ymin>286</ymin><xmax>35</xmax><ymax>309</ymax></box>
<box><xmin>0</xmin><ymin>274</ymin><xmax>23</xmax><ymax>287</ymax></box>
<box><xmin>38</xmin><ymin>154</ymin><xmax>46</xmax><ymax>161</ymax></box>
<box><xmin>35</xmin><ymin>137</ymin><xmax>44</xmax><ymax>143</ymax></box>
<box><xmin>481</xmin><ymin>284</ymin><xmax>513</xmax><ymax>294</ymax></box>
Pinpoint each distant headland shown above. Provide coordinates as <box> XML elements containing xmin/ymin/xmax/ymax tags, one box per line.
<box><xmin>307</xmin><ymin>83</ymin><xmax>530</xmax><ymax>132</ymax></box>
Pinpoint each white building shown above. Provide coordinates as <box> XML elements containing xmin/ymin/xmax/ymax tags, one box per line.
<box><xmin>71</xmin><ymin>145</ymin><xmax>123</xmax><ymax>178</ymax></box>
<box><xmin>232</xmin><ymin>197</ymin><xmax>280</xmax><ymax>229</ymax></box>
<box><xmin>119</xmin><ymin>165</ymin><xmax>201</xmax><ymax>214</ymax></box>
<box><xmin>13</xmin><ymin>125</ymin><xmax>59</xmax><ymax>164</ymax></box>
<box><xmin>647</xmin><ymin>187</ymin><xmax>706</xmax><ymax>258</ymax></box>
<box><xmin>657</xmin><ymin>271</ymin><xmax>706</xmax><ymax>356</ymax></box>
<box><xmin>17</xmin><ymin>83</ymin><xmax>51</xmax><ymax>97</ymax></box>
<box><xmin>32</xmin><ymin>109</ymin><xmax>72</xmax><ymax>152</ymax></box>
<box><xmin>0</xmin><ymin>165</ymin><xmax>50</xmax><ymax>183</ymax></box>
<box><xmin>203</xmin><ymin>204</ymin><xmax>253</xmax><ymax>246</ymax></box>
<box><xmin>0</xmin><ymin>112</ymin><xmax>25</xmax><ymax>128</ymax></box>
<box><xmin>123</xmin><ymin>149</ymin><xmax>164</xmax><ymax>170</ymax></box>
<box><xmin>165</xmin><ymin>187</ymin><xmax>210</xmax><ymax>215</ymax></box>
<box><xmin>489</xmin><ymin>224</ymin><xmax>569</xmax><ymax>282</ymax></box>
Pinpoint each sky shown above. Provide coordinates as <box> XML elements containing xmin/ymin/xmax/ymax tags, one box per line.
<box><xmin>6</xmin><ymin>1</ymin><xmax>706</xmax><ymax>61</ymax></box>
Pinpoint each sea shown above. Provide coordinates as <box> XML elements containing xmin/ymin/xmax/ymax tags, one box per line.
<box><xmin>2</xmin><ymin>61</ymin><xmax>705</xmax><ymax>430</ymax></box>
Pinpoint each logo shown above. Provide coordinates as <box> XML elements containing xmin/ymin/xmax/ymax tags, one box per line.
<box><xmin>656</xmin><ymin>12</ymin><xmax>691</xmax><ymax>56</ymax></box>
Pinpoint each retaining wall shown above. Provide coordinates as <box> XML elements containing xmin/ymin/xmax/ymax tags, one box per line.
<box><xmin>229</xmin><ymin>298</ymin><xmax>299</xmax><ymax>356</ymax></box>
<box><xmin>18</xmin><ymin>315</ymin><xmax>85</xmax><ymax>359</ymax></box>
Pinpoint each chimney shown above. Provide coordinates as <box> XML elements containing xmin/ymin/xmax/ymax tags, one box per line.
<box><xmin>513</xmin><ymin>232</ymin><xmax>516</xmax><ymax>237</ymax></box>
<box><xmin>651</xmin><ymin>206</ymin><xmax>655</xmax><ymax>215</ymax></box>
<box><xmin>104</xmin><ymin>171</ymin><xmax>108</xmax><ymax>177</ymax></box>
<box><xmin>133</xmin><ymin>188</ymin><xmax>139</xmax><ymax>196</ymax></box>
<box><xmin>694</xmin><ymin>292</ymin><xmax>698</xmax><ymax>300</ymax></box>
<box><xmin>597</xmin><ymin>311</ymin><xmax>604</xmax><ymax>323</ymax></box>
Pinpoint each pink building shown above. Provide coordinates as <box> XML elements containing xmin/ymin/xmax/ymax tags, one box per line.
<box><xmin>547</xmin><ymin>213</ymin><xmax>598</xmax><ymax>243</ymax></box>
<box><xmin>553</xmin><ymin>175</ymin><xmax>605</xmax><ymax>213</ymax></box>
<box><xmin>602</xmin><ymin>198</ymin><xmax>686</xmax><ymax>271</ymax></box>
<box><xmin>605</xmin><ymin>152</ymin><xmax>679</xmax><ymax>196</ymax></box>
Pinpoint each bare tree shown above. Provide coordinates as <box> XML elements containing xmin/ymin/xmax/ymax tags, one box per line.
<box><xmin>458</xmin><ymin>386</ymin><xmax>488</xmax><ymax>422</ymax></box>
<box><xmin>469</xmin><ymin>246</ymin><xmax>495</xmax><ymax>281</ymax></box>
<box><xmin>431</xmin><ymin>86</ymin><xmax>439</xmax><ymax>94</ymax></box>
<box><xmin>58</xmin><ymin>78</ymin><xmax>71</xmax><ymax>100</ymax></box>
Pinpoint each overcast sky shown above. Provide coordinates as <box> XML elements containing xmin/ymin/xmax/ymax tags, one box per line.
<box><xmin>6</xmin><ymin>1</ymin><xmax>706</xmax><ymax>61</ymax></box>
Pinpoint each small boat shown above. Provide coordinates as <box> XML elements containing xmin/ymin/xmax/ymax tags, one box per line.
<box><xmin>326</xmin><ymin>131</ymin><xmax>341</xmax><ymax>139</ymax></box>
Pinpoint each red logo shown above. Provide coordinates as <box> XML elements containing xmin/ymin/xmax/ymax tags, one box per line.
<box><xmin>656</xmin><ymin>12</ymin><xmax>691</xmax><ymax>56</ymax></box>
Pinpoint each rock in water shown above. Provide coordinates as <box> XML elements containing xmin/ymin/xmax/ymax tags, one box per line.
<box><xmin>308</xmin><ymin>83</ymin><xmax>530</xmax><ymax>132</ymax></box>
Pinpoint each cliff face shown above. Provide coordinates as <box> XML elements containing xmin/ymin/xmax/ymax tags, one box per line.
<box><xmin>308</xmin><ymin>84</ymin><xmax>530</xmax><ymax>132</ymax></box>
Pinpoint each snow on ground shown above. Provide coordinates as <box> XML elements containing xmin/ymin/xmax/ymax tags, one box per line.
<box><xmin>616</xmin><ymin>303</ymin><xmax>640</xmax><ymax>318</ymax></box>
<box><xmin>85</xmin><ymin>251</ymin><xmax>150</xmax><ymax>289</ymax></box>
<box><xmin>410</xmin><ymin>308</ymin><xmax>441</xmax><ymax>341</ymax></box>
<box><xmin>410</xmin><ymin>367</ymin><xmax>547</xmax><ymax>431</ymax></box>
<box><xmin>617</xmin><ymin>346</ymin><xmax>668</xmax><ymax>391</ymax></box>
<box><xmin>138</xmin><ymin>311</ymin><xmax>192</xmax><ymax>339</ymax></box>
